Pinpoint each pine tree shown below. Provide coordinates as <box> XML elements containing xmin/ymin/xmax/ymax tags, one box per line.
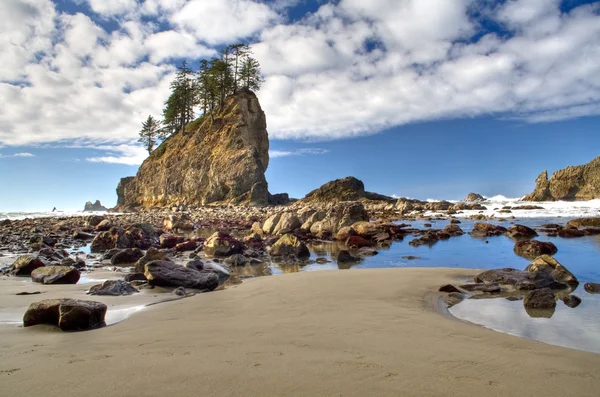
<box><xmin>239</xmin><ymin>56</ymin><xmax>263</xmax><ymax>91</ymax></box>
<box><xmin>138</xmin><ymin>115</ymin><xmax>161</xmax><ymax>154</ymax></box>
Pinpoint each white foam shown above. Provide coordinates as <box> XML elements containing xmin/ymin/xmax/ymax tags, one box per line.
<box><xmin>430</xmin><ymin>198</ymin><xmax>600</xmax><ymax>219</ymax></box>
<box><xmin>0</xmin><ymin>210</ymin><xmax>114</xmax><ymax>221</ymax></box>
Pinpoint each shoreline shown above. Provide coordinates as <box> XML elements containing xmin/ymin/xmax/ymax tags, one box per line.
<box><xmin>1</xmin><ymin>268</ymin><xmax>599</xmax><ymax>396</ymax></box>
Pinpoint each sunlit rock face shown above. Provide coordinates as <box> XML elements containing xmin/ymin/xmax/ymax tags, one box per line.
<box><xmin>116</xmin><ymin>90</ymin><xmax>270</xmax><ymax>209</ymax></box>
<box><xmin>523</xmin><ymin>156</ymin><xmax>600</xmax><ymax>201</ymax></box>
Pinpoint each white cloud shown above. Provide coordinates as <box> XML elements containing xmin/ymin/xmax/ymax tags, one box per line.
<box><xmin>270</xmin><ymin>148</ymin><xmax>329</xmax><ymax>158</ymax></box>
<box><xmin>0</xmin><ymin>152</ymin><xmax>35</xmax><ymax>158</ymax></box>
<box><xmin>86</xmin><ymin>144</ymin><xmax>148</xmax><ymax>165</ymax></box>
<box><xmin>171</xmin><ymin>0</ymin><xmax>279</xmax><ymax>45</ymax></box>
<box><xmin>0</xmin><ymin>0</ymin><xmax>599</xmax><ymax>156</ymax></box>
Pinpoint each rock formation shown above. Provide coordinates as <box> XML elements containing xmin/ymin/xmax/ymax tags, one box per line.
<box><xmin>464</xmin><ymin>193</ymin><xmax>484</xmax><ymax>202</ymax></box>
<box><xmin>116</xmin><ymin>90</ymin><xmax>270</xmax><ymax>209</ymax></box>
<box><xmin>299</xmin><ymin>176</ymin><xmax>392</xmax><ymax>204</ymax></box>
<box><xmin>523</xmin><ymin>156</ymin><xmax>600</xmax><ymax>201</ymax></box>
<box><xmin>83</xmin><ymin>200</ymin><xmax>108</xmax><ymax>212</ymax></box>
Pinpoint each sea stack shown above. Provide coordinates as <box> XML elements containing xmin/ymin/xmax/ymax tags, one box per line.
<box><xmin>523</xmin><ymin>156</ymin><xmax>600</xmax><ymax>201</ymax></box>
<box><xmin>115</xmin><ymin>90</ymin><xmax>270</xmax><ymax>209</ymax></box>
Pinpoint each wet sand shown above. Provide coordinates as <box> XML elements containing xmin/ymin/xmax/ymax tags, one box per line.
<box><xmin>1</xmin><ymin>268</ymin><xmax>599</xmax><ymax>396</ymax></box>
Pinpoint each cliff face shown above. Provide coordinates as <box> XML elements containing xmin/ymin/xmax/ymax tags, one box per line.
<box><xmin>523</xmin><ymin>156</ymin><xmax>600</xmax><ymax>201</ymax></box>
<box><xmin>117</xmin><ymin>90</ymin><xmax>269</xmax><ymax>208</ymax></box>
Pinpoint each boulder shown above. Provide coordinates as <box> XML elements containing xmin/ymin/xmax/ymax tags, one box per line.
<box><xmin>111</xmin><ymin>248</ymin><xmax>144</xmax><ymax>265</ymax></box>
<box><xmin>88</xmin><ymin>280</ymin><xmax>139</xmax><ymax>296</ymax></box>
<box><xmin>524</xmin><ymin>288</ymin><xmax>556</xmax><ymax>310</ymax></box>
<box><xmin>336</xmin><ymin>226</ymin><xmax>356</xmax><ymax>241</ymax></box>
<box><xmin>90</xmin><ymin>224</ymin><xmax>157</xmax><ymax>253</ymax></box>
<box><xmin>175</xmin><ymin>240</ymin><xmax>199</xmax><ymax>252</ymax></box>
<box><xmin>95</xmin><ymin>219</ymin><xmax>113</xmax><ymax>232</ymax></box>
<box><xmin>464</xmin><ymin>193</ymin><xmax>484</xmax><ymax>202</ymax></box>
<box><xmin>558</xmin><ymin>228</ymin><xmax>585</xmax><ymax>238</ymax></box>
<box><xmin>336</xmin><ymin>250</ymin><xmax>359</xmax><ymax>264</ymax></box>
<box><xmin>163</xmin><ymin>214</ymin><xmax>194</xmax><ymax>231</ymax></box>
<box><xmin>31</xmin><ymin>266</ymin><xmax>80</xmax><ymax>284</ymax></box>
<box><xmin>566</xmin><ymin>217</ymin><xmax>600</xmax><ymax>229</ymax></box>
<box><xmin>351</xmin><ymin>221</ymin><xmax>382</xmax><ymax>238</ymax></box>
<box><xmin>345</xmin><ymin>235</ymin><xmax>373</xmax><ymax>248</ymax></box>
<box><xmin>584</xmin><ymin>282</ymin><xmax>600</xmax><ymax>294</ymax></box>
<box><xmin>474</xmin><ymin>268</ymin><xmax>566</xmax><ymax>291</ymax></box>
<box><xmin>300</xmin><ymin>177</ymin><xmax>367</xmax><ymax>203</ymax></box>
<box><xmin>185</xmin><ymin>261</ymin><xmax>230</xmax><ymax>285</ymax></box>
<box><xmin>524</xmin><ymin>255</ymin><xmax>578</xmax><ymax>285</ymax></box>
<box><xmin>114</xmin><ymin>91</ymin><xmax>270</xmax><ymax>208</ymax></box>
<box><xmin>223</xmin><ymin>254</ymin><xmax>248</xmax><ymax>266</ymax></box>
<box><xmin>262</xmin><ymin>213</ymin><xmax>282</xmax><ymax>234</ymax></box>
<box><xmin>85</xmin><ymin>215</ymin><xmax>105</xmax><ymax>227</ymax></box>
<box><xmin>443</xmin><ymin>224</ymin><xmax>464</xmax><ymax>236</ymax></box>
<box><xmin>514</xmin><ymin>240</ymin><xmax>558</xmax><ymax>259</ymax></box>
<box><xmin>309</xmin><ymin>202</ymin><xmax>369</xmax><ymax>235</ymax></box>
<box><xmin>23</xmin><ymin>299</ymin><xmax>107</xmax><ymax>331</ymax></box>
<box><xmin>562</xmin><ymin>295</ymin><xmax>582</xmax><ymax>308</ymax></box>
<box><xmin>439</xmin><ymin>284</ymin><xmax>461</xmax><ymax>293</ymax></box>
<box><xmin>270</xmin><ymin>234</ymin><xmax>310</xmax><ymax>258</ymax></box>
<box><xmin>204</xmin><ymin>232</ymin><xmax>244</xmax><ymax>257</ymax></box>
<box><xmin>144</xmin><ymin>260</ymin><xmax>219</xmax><ymax>291</ymax></box>
<box><xmin>135</xmin><ymin>248</ymin><xmax>169</xmax><ymax>273</ymax></box>
<box><xmin>9</xmin><ymin>255</ymin><xmax>45</xmax><ymax>276</ymax></box>
<box><xmin>160</xmin><ymin>234</ymin><xmax>186</xmax><ymax>249</ymax></box>
<box><xmin>506</xmin><ymin>224</ymin><xmax>538</xmax><ymax>239</ymax></box>
<box><xmin>272</xmin><ymin>212</ymin><xmax>301</xmax><ymax>235</ymax></box>
<box><xmin>470</xmin><ymin>223</ymin><xmax>507</xmax><ymax>237</ymax></box>
<box><xmin>73</xmin><ymin>231</ymin><xmax>95</xmax><ymax>240</ymax></box>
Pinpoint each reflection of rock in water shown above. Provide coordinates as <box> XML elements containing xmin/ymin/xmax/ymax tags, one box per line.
<box><xmin>230</xmin><ymin>263</ymin><xmax>272</xmax><ymax>278</ymax></box>
<box><xmin>525</xmin><ymin>307</ymin><xmax>555</xmax><ymax>318</ymax></box>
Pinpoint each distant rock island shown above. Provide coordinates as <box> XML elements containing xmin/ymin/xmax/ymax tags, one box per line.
<box><xmin>523</xmin><ymin>155</ymin><xmax>600</xmax><ymax>201</ymax></box>
<box><xmin>116</xmin><ymin>91</ymin><xmax>275</xmax><ymax>209</ymax></box>
<box><xmin>298</xmin><ymin>176</ymin><xmax>393</xmax><ymax>204</ymax></box>
<box><xmin>83</xmin><ymin>200</ymin><xmax>108</xmax><ymax>212</ymax></box>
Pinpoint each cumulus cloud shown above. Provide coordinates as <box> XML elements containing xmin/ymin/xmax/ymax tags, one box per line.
<box><xmin>0</xmin><ymin>0</ymin><xmax>599</xmax><ymax>157</ymax></box>
<box><xmin>269</xmin><ymin>148</ymin><xmax>330</xmax><ymax>158</ymax></box>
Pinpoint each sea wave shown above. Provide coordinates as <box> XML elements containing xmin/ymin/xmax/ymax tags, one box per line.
<box><xmin>0</xmin><ymin>210</ymin><xmax>109</xmax><ymax>221</ymax></box>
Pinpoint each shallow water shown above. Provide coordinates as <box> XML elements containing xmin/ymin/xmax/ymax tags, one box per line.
<box><xmin>255</xmin><ymin>217</ymin><xmax>600</xmax><ymax>353</ymax></box>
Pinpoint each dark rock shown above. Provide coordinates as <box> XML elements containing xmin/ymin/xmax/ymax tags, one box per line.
<box><xmin>123</xmin><ymin>273</ymin><xmax>147</xmax><ymax>282</ymax></box>
<box><xmin>144</xmin><ymin>260</ymin><xmax>219</xmax><ymax>291</ymax></box>
<box><xmin>562</xmin><ymin>295</ymin><xmax>582</xmax><ymax>308</ymax></box>
<box><xmin>474</xmin><ymin>268</ymin><xmax>566</xmax><ymax>291</ymax></box>
<box><xmin>346</xmin><ymin>235</ymin><xmax>373</xmax><ymax>248</ymax></box>
<box><xmin>173</xmin><ymin>287</ymin><xmax>186</xmax><ymax>296</ymax></box>
<box><xmin>566</xmin><ymin>217</ymin><xmax>600</xmax><ymax>229</ymax></box>
<box><xmin>174</xmin><ymin>240</ymin><xmax>198</xmax><ymax>252</ymax></box>
<box><xmin>31</xmin><ymin>266</ymin><xmax>80</xmax><ymax>284</ymax></box>
<box><xmin>111</xmin><ymin>248</ymin><xmax>144</xmax><ymax>265</ymax></box>
<box><xmin>409</xmin><ymin>230</ymin><xmax>450</xmax><ymax>247</ymax></box>
<box><xmin>88</xmin><ymin>280</ymin><xmax>139</xmax><ymax>296</ymax></box>
<box><xmin>9</xmin><ymin>255</ymin><xmax>45</xmax><ymax>276</ymax></box>
<box><xmin>439</xmin><ymin>284</ymin><xmax>461</xmax><ymax>293</ymax></box>
<box><xmin>337</xmin><ymin>250</ymin><xmax>359</xmax><ymax>264</ymax></box>
<box><xmin>558</xmin><ymin>228</ymin><xmax>585</xmax><ymax>238</ymax></box>
<box><xmin>16</xmin><ymin>291</ymin><xmax>42</xmax><ymax>296</ymax></box>
<box><xmin>73</xmin><ymin>231</ymin><xmax>95</xmax><ymax>240</ymax></box>
<box><xmin>402</xmin><ymin>256</ymin><xmax>421</xmax><ymax>260</ymax></box>
<box><xmin>584</xmin><ymin>282</ymin><xmax>600</xmax><ymax>294</ymax></box>
<box><xmin>95</xmin><ymin>219</ymin><xmax>113</xmax><ymax>232</ymax></box>
<box><xmin>443</xmin><ymin>224</ymin><xmax>464</xmax><ymax>236</ymax></box>
<box><xmin>459</xmin><ymin>283</ymin><xmax>502</xmax><ymax>293</ymax></box>
<box><xmin>83</xmin><ymin>200</ymin><xmax>108</xmax><ymax>212</ymax></box>
<box><xmin>514</xmin><ymin>240</ymin><xmax>557</xmax><ymax>259</ymax></box>
<box><xmin>23</xmin><ymin>299</ymin><xmax>107</xmax><ymax>331</ymax></box>
<box><xmin>470</xmin><ymin>223</ymin><xmax>507</xmax><ymax>237</ymax></box>
<box><xmin>223</xmin><ymin>254</ymin><xmax>248</xmax><ymax>266</ymax></box>
<box><xmin>85</xmin><ymin>215</ymin><xmax>105</xmax><ymax>227</ymax></box>
<box><xmin>506</xmin><ymin>224</ymin><xmax>538</xmax><ymax>239</ymax></box>
<box><xmin>524</xmin><ymin>288</ymin><xmax>556</xmax><ymax>310</ymax></box>
<box><xmin>159</xmin><ymin>234</ymin><xmax>186</xmax><ymax>249</ymax></box>
<box><xmin>198</xmin><ymin>262</ymin><xmax>230</xmax><ymax>285</ymax></box>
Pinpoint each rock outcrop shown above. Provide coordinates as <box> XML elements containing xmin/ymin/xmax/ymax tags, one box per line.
<box><xmin>116</xmin><ymin>90</ymin><xmax>270</xmax><ymax>209</ymax></box>
<box><xmin>299</xmin><ymin>177</ymin><xmax>392</xmax><ymax>204</ymax></box>
<box><xmin>464</xmin><ymin>193</ymin><xmax>484</xmax><ymax>202</ymax></box>
<box><xmin>83</xmin><ymin>200</ymin><xmax>108</xmax><ymax>212</ymax></box>
<box><xmin>523</xmin><ymin>156</ymin><xmax>600</xmax><ymax>201</ymax></box>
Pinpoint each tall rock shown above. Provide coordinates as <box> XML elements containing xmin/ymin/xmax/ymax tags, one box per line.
<box><xmin>523</xmin><ymin>156</ymin><xmax>600</xmax><ymax>201</ymax></box>
<box><xmin>116</xmin><ymin>91</ymin><xmax>270</xmax><ymax>209</ymax></box>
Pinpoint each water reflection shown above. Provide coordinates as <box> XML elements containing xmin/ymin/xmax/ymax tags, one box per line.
<box><xmin>449</xmin><ymin>284</ymin><xmax>600</xmax><ymax>353</ymax></box>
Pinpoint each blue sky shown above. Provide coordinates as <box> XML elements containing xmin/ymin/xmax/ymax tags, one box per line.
<box><xmin>1</xmin><ymin>0</ymin><xmax>599</xmax><ymax>211</ymax></box>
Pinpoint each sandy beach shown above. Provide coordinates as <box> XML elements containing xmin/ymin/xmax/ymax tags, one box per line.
<box><xmin>1</xmin><ymin>268</ymin><xmax>599</xmax><ymax>396</ymax></box>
